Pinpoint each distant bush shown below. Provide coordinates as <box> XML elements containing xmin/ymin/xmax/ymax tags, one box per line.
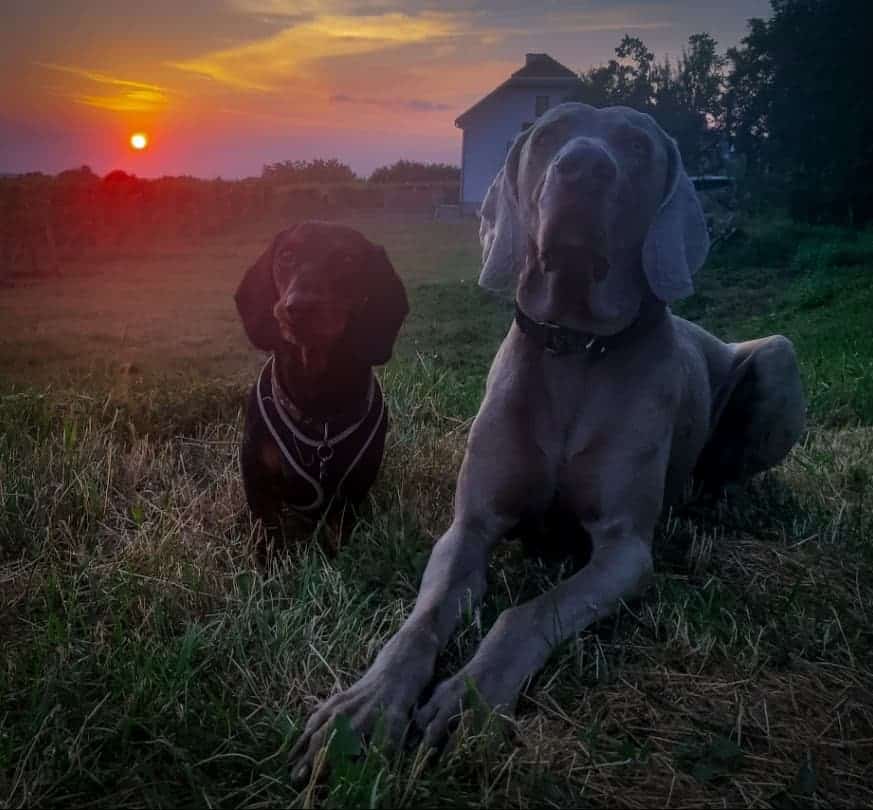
<box><xmin>369</xmin><ymin>160</ymin><xmax>459</xmax><ymax>185</ymax></box>
<box><xmin>261</xmin><ymin>159</ymin><xmax>357</xmax><ymax>185</ymax></box>
<box><xmin>56</xmin><ymin>166</ymin><xmax>99</xmax><ymax>186</ymax></box>
<box><xmin>0</xmin><ymin>169</ymin><xmax>281</xmax><ymax>277</ymax></box>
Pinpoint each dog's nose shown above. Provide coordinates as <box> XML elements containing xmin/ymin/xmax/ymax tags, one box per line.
<box><xmin>554</xmin><ymin>142</ymin><xmax>616</xmax><ymax>187</ymax></box>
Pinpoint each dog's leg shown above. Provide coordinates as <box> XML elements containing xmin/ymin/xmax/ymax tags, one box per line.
<box><xmin>416</xmin><ymin>438</ymin><xmax>668</xmax><ymax>748</ymax></box>
<box><xmin>415</xmin><ymin>527</ymin><xmax>653</xmax><ymax>746</ymax></box>
<box><xmin>696</xmin><ymin>335</ymin><xmax>805</xmax><ymax>488</ymax></box>
<box><xmin>240</xmin><ymin>436</ymin><xmax>283</xmax><ymax>526</ymax></box>
<box><xmin>288</xmin><ymin>516</ymin><xmax>507</xmax><ymax>780</ymax></box>
<box><xmin>289</xmin><ymin>401</ymin><xmax>546</xmax><ymax>781</ymax></box>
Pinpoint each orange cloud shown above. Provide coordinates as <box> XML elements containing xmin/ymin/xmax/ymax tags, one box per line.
<box><xmin>75</xmin><ymin>90</ymin><xmax>169</xmax><ymax>112</ymax></box>
<box><xmin>37</xmin><ymin>62</ymin><xmax>167</xmax><ymax>92</ymax></box>
<box><xmin>38</xmin><ymin>62</ymin><xmax>170</xmax><ymax>111</ymax></box>
<box><xmin>168</xmin><ymin>12</ymin><xmax>461</xmax><ymax>92</ymax></box>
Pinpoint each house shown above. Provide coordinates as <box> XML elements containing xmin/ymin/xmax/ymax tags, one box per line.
<box><xmin>455</xmin><ymin>53</ymin><xmax>582</xmax><ymax>214</ymax></box>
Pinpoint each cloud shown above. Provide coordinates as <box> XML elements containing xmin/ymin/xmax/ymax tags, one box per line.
<box><xmin>227</xmin><ymin>0</ymin><xmax>677</xmax><ymax>15</ymax></box>
<box><xmin>331</xmin><ymin>93</ymin><xmax>452</xmax><ymax>112</ymax></box>
<box><xmin>228</xmin><ymin>0</ymin><xmax>398</xmax><ymax>16</ymax></box>
<box><xmin>38</xmin><ymin>62</ymin><xmax>169</xmax><ymax>111</ymax></box>
<box><xmin>37</xmin><ymin>62</ymin><xmax>167</xmax><ymax>93</ymax></box>
<box><xmin>403</xmin><ymin>98</ymin><xmax>452</xmax><ymax>112</ymax></box>
<box><xmin>74</xmin><ymin>90</ymin><xmax>169</xmax><ymax>112</ymax></box>
<box><xmin>226</xmin><ymin>0</ymin><xmax>673</xmax><ymax>35</ymax></box>
<box><xmin>169</xmin><ymin>12</ymin><xmax>461</xmax><ymax>92</ymax></box>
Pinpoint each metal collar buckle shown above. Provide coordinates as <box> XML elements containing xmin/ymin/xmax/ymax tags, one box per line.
<box><xmin>543</xmin><ymin>321</ymin><xmax>598</xmax><ymax>355</ymax></box>
<box><xmin>515</xmin><ymin>302</ymin><xmax>603</xmax><ymax>357</ymax></box>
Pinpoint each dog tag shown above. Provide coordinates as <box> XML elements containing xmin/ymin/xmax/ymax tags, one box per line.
<box><xmin>317</xmin><ymin>425</ymin><xmax>334</xmax><ymax>481</ymax></box>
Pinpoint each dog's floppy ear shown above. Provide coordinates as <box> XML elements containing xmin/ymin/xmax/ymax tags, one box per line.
<box><xmin>235</xmin><ymin>233</ymin><xmax>284</xmax><ymax>351</ymax></box>
<box><xmin>350</xmin><ymin>245</ymin><xmax>409</xmax><ymax>367</ymax></box>
<box><xmin>478</xmin><ymin>130</ymin><xmax>529</xmax><ymax>295</ymax></box>
<box><xmin>641</xmin><ymin>132</ymin><xmax>710</xmax><ymax>303</ymax></box>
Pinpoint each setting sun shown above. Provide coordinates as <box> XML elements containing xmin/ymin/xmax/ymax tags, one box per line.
<box><xmin>130</xmin><ymin>132</ymin><xmax>148</xmax><ymax>150</ymax></box>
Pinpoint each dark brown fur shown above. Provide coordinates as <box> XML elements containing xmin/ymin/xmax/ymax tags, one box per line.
<box><xmin>234</xmin><ymin>222</ymin><xmax>408</xmax><ymax>529</ymax></box>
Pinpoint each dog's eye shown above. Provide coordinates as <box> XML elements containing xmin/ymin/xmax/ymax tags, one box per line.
<box><xmin>629</xmin><ymin>135</ymin><xmax>650</xmax><ymax>157</ymax></box>
<box><xmin>532</xmin><ymin>126</ymin><xmax>557</xmax><ymax>151</ymax></box>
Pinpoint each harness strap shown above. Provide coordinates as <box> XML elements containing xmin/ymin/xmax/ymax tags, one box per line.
<box><xmin>336</xmin><ymin>391</ymin><xmax>386</xmax><ymax>496</ymax></box>
<box><xmin>256</xmin><ymin>360</ymin><xmax>325</xmax><ymax>512</ymax></box>
<box><xmin>270</xmin><ymin>365</ymin><xmax>376</xmax><ymax>448</ymax></box>
<box><xmin>255</xmin><ymin>357</ymin><xmax>385</xmax><ymax>514</ymax></box>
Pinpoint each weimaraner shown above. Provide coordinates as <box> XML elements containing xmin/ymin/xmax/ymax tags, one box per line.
<box><xmin>290</xmin><ymin>103</ymin><xmax>805</xmax><ymax>778</ymax></box>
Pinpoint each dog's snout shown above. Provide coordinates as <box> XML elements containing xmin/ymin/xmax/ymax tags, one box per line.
<box><xmin>554</xmin><ymin>143</ymin><xmax>616</xmax><ymax>187</ymax></box>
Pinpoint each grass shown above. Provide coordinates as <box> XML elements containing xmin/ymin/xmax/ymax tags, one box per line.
<box><xmin>677</xmin><ymin>216</ymin><xmax>873</xmax><ymax>424</ymax></box>
<box><xmin>1</xmin><ymin>212</ymin><xmax>872</xmax><ymax>807</ymax></box>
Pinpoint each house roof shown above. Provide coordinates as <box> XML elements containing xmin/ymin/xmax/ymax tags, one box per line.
<box><xmin>511</xmin><ymin>53</ymin><xmax>578</xmax><ymax>79</ymax></box>
<box><xmin>455</xmin><ymin>53</ymin><xmax>580</xmax><ymax>129</ymax></box>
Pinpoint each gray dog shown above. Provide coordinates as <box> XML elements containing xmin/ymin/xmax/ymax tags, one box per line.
<box><xmin>290</xmin><ymin>103</ymin><xmax>805</xmax><ymax>778</ymax></box>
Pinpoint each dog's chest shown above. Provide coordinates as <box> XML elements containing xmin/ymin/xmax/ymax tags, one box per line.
<box><xmin>535</xmin><ymin>352</ymin><xmax>678</xmax><ymax>470</ymax></box>
<box><xmin>255</xmin><ymin>363</ymin><xmax>387</xmax><ymax>513</ymax></box>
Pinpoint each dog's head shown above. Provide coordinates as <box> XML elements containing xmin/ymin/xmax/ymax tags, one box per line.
<box><xmin>235</xmin><ymin>222</ymin><xmax>408</xmax><ymax>375</ymax></box>
<box><xmin>479</xmin><ymin>103</ymin><xmax>709</xmax><ymax>335</ymax></box>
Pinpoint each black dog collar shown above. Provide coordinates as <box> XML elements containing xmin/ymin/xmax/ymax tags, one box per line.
<box><xmin>514</xmin><ymin>302</ymin><xmax>607</xmax><ymax>356</ymax></box>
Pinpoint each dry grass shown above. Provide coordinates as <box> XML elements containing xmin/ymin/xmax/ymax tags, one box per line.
<box><xmin>1</xmin><ymin>215</ymin><xmax>872</xmax><ymax>807</ymax></box>
<box><xmin>0</xmin><ymin>214</ymin><xmax>485</xmax><ymax>388</ymax></box>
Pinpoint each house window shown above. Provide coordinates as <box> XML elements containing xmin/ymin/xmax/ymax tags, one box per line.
<box><xmin>535</xmin><ymin>95</ymin><xmax>550</xmax><ymax>117</ymax></box>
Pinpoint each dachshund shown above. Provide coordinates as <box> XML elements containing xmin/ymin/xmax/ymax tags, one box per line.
<box><xmin>234</xmin><ymin>222</ymin><xmax>408</xmax><ymax>528</ymax></box>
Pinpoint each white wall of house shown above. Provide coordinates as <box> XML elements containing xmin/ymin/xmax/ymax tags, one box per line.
<box><xmin>460</xmin><ymin>89</ymin><xmax>530</xmax><ymax>210</ymax></box>
<box><xmin>458</xmin><ymin>79</ymin><xmax>579</xmax><ymax>212</ymax></box>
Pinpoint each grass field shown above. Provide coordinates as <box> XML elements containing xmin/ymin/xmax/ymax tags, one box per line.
<box><xmin>2</xmin><ymin>213</ymin><xmax>872</xmax><ymax>808</ymax></box>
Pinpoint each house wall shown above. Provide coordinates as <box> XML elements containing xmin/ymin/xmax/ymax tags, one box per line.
<box><xmin>460</xmin><ymin>85</ymin><xmax>561</xmax><ymax>211</ymax></box>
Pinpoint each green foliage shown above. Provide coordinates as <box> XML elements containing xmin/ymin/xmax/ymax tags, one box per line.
<box><xmin>725</xmin><ymin>0</ymin><xmax>873</xmax><ymax>223</ymax></box>
<box><xmin>571</xmin><ymin>33</ymin><xmax>727</xmax><ymax>173</ymax></box>
<box><xmin>576</xmin><ymin>5</ymin><xmax>873</xmax><ymax>224</ymax></box>
<box><xmin>368</xmin><ymin>160</ymin><xmax>459</xmax><ymax>185</ymax></box>
<box><xmin>261</xmin><ymin>158</ymin><xmax>358</xmax><ymax>185</ymax></box>
<box><xmin>678</xmin><ymin>219</ymin><xmax>873</xmax><ymax>424</ymax></box>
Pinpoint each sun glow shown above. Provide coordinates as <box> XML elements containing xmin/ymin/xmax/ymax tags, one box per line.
<box><xmin>130</xmin><ymin>132</ymin><xmax>148</xmax><ymax>150</ymax></box>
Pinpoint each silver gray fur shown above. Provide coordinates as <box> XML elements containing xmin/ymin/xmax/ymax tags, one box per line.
<box><xmin>290</xmin><ymin>103</ymin><xmax>805</xmax><ymax>780</ymax></box>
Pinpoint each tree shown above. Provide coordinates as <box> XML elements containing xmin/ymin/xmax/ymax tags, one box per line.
<box><xmin>261</xmin><ymin>159</ymin><xmax>357</xmax><ymax>185</ymax></box>
<box><xmin>368</xmin><ymin>160</ymin><xmax>459</xmax><ymax>184</ymax></box>
<box><xmin>655</xmin><ymin>34</ymin><xmax>727</xmax><ymax>172</ymax></box>
<box><xmin>676</xmin><ymin>34</ymin><xmax>727</xmax><ymax>128</ymax></box>
<box><xmin>572</xmin><ymin>33</ymin><xmax>727</xmax><ymax>173</ymax></box>
<box><xmin>723</xmin><ymin>18</ymin><xmax>774</xmax><ymax>172</ymax></box>
<box><xmin>615</xmin><ymin>36</ymin><xmax>656</xmax><ymax>111</ymax></box>
<box><xmin>574</xmin><ymin>35</ymin><xmax>656</xmax><ymax>110</ymax></box>
<box><xmin>725</xmin><ymin>0</ymin><xmax>873</xmax><ymax>223</ymax></box>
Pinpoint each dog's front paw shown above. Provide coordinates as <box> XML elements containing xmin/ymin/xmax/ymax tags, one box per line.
<box><xmin>414</xmin><ymin>667</ymin><xmax>517</xmax><ymax>751</ymax></box>
<box><xmin>289</xmin><ymin>627</ymin><xmax>438</xmax><ymax>783</ymax></box>
<box><xmin>288</xmin><ymin>680</ymin><xmax>411</xmax><ymax>783</ymax></box>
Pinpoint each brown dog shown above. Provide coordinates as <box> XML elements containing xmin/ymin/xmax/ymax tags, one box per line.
<box><xmin>234</xmin><ymin>222</ymin><xmax>408</xmax><ymax>526</ymax></box>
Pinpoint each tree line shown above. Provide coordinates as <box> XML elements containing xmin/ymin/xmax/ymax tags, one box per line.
<box><xmin>569</xmin><ymin>0</ymin><xmax>873</xmax><ymax>225</ymax></box>
<box><xmin>260</xmin><ymin>158</ymin><xmax>459</xmax><ymax>186</ymax></box>
<box><xmin>0</xmin><ymin>164</ymin><xmax>459</xmax><ymax>280</ymax></box>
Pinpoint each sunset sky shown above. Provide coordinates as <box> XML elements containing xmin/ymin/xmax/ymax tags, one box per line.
<box><xmin>1</xmin><ymin>1</ymin><xmax>770</xmax><ymax>179</ymax></box>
